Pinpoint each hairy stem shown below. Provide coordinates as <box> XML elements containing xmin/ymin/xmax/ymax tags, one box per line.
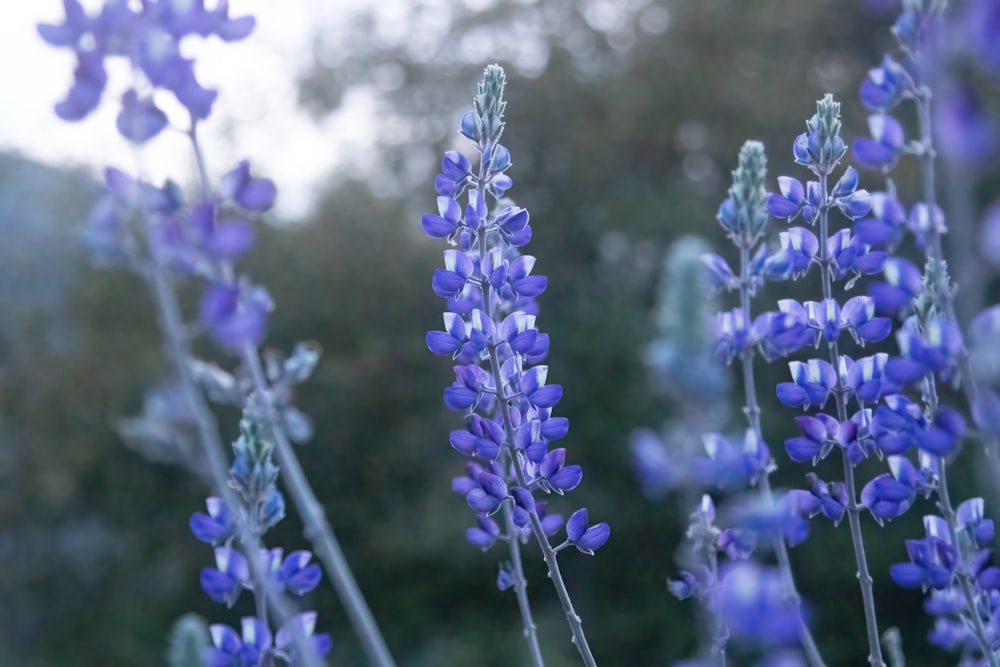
<box><xmin>738</xmin><ymin>245</ymin><xmax>826</xmax><ymax>667</ymax></box>
<box><xmin>141</xmin><ymin>238</ymin><xmax>310</xmax><ymax>661</ymax></box>
<box><xmin>502</xmin><ymin>501</ymin><xmax>546</xmax><ymax>667</ymax></box>
<box><xmin>184</xmin><ymin>123</ymin><xmax>395</xmax><ymax>666</ymax></box>
<box><xmin>705</xmin><ymin>546</ymin><xmax>725</xmax><ymax>667</ymax></box>
<box><xmin>817</xmin><ymin>172</ymin><xmax>885</xmax><ymax>667</ymax></box>
<box><xmin>485</xmin><ymin>342</ymin><xmax>598</xmax><ymax>667</ymax></box>
<box><xmin>241</xmin><ymin>345</ymin><xmax>398</xmax><ymax>667</ymax></box>
<box><xmin>938</xmin><ymin>463</ymin><xmax>999</xmax><ymax>666</ymax></box>
<box><xmin>913</xmin><ymin>88</ymin><xmax>1000</xmax><ymax>667</ymax></box>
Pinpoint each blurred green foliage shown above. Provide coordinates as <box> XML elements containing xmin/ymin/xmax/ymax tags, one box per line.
<box><xmin>3</xmin><ymin>0</ymin><xmax>999</xmax><ymax>665</ymax></box>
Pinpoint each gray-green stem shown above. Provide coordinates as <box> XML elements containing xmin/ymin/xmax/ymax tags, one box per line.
<box><xmin>241</xmin><ymin>344</ymin><xmax>398</xmax><ymax>667</ymax></box>
<box><xmin>501</xmin><ymin>500</ymin><xmax>546</xmax><ymax>667</ymax></box>
<box><xmin>186</xmin><ymin>122</ymin><xmax>396</xmax><ymax>666</ymax></box>
<box><xmin>485</xmin><ymin>341</ymin><xmax>598</xmax><ymax>667</ymax></box>
<box><xmin>913</xmin><ymin>87</ymin><xmax>1000</xmax><ymax>667</ymax></box>
<box><xmin>128</xmin><ymin>133</ymin><xmax>308</xmax><ymax>656</ymax></box>
<box><xmin>738</xmin><ymin>245</ymin><xmax>826</xmax><ymax>667</ymax></box>
<box><xmin>817</xmin><ymin>171</ymin><xmax>885</xmax><ymax>667</ymax></box>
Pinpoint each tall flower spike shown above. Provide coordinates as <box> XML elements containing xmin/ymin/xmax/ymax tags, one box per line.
<box><xmin>851</xmin><ymin>4</ymin><xmax>1000</xmax><ymax>664</ymax></box>
<box><xmin>772</xmin><ymin>94</ymin><xmax>886</xmax><ymax>667</ymax></box>
<box><xmin>693</xmin><ymin>140</ymin><xmax>824</xmax><ymax>664</ymax></box>
<box><xmin>423</xmin><ymin>65</ymin><xmax>602</xmax><ymax>667</ymax></box>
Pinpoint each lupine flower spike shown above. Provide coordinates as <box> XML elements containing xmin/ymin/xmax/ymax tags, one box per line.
<box><xmin>850</xmin><ymin>2</ymin><xmax>1000</xmax><ymax>664</ymax></box>
<box><xmin>768</xmin><ymin>94</ymin><xmax>889</xmax><ymax>667</ymax></box>
<box><xmin>423</xmin><ymin>64</ymin><xmax>605</xmax><ymax>667</ymax></box>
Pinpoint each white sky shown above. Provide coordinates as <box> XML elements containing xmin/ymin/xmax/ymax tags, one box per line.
<box><xmin>0</xmin><ymin>1</ymin><xmax>377</xmax><ymax>218</ymax></box>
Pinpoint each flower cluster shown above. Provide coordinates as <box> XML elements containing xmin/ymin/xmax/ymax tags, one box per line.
<box><xmin>39</xmin><ymin>0</ymin><xmax>254</xmax><ymax>127</ymax></box>
<box><xmin>640</xmin><ymin>142</ymin><xmax>825</xmax><ymax>665</ymax></box>
<box><xmin>42</xmin><ymin>3</ymin><xmax>398</xmax><ymax>666</ymax></box>
<box><xmin>423</xmin><ymin>64</ymin><xmax>606</xmax><ymax>665</ymax></box>
<box><xmin>191</xmin><ymin>417</ymin><xmax>332</xmax><ymax>666</ymax></box>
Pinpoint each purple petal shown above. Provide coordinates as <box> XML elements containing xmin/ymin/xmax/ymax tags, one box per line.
<box><xmin>566</xmin><ymin>508</ymin><xmax>589</xmax><ymax>543</ymax></box>
<box><xmin>575</xmin><ymin>523</ymin><xmax>610</xmax><ymax>553</ymax></box>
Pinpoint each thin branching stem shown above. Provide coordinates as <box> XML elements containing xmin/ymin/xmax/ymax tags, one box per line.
<box><xmin>738</xmin><ymin>245</ymin><xmax>826</xmax><ymax>667</ymax></box>
<box><xmin>912</xmin><ymin>86</ymin><xmax>1000</xmax><ymax>667</ymax></box>
<box><xmin>817</xmin><ymin>172</ymin><xmax>885</xmax><ymax>667</ymax></box>
<box><xmin>241</xmin><ymin>345</ymin><xmax>398</xmax><ymax>667</ymax></box>
<box><xmin>184</xmin><ymin>124</ymin><xmax>396</xmax><ymax>666</ymax></box>
<box><xmin>485</xmin><ymin>341</ymin><xmax>599</xmax><ymax>667</ymax></box>
<box><xmin>501</xmin><ymin>500</ymin><xmax>546</xmax><ymax>667</ymax></box>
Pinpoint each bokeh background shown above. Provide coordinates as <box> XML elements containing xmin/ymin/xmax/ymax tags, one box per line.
<box><xmin>2</xmin><ymin>0</ymin><xmax>1000</xmax><ymax>665</ymax></box>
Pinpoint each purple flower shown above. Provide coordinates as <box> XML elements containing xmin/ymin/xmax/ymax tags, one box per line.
<box><xmin>565</xmin><ymin>508</ymin><xmax>610</xmax><ymax>555</ymax></box>
<box><xmin>853</xmin><ymin>115</ymin><xmax>905</xmax><ymax>171</ymax></box>
<box><xmin>784</xmin><ymin>413</ymin><xmax>847</xmax><ymax>465</ymax></box>
<box><xmin>854</xmin><ymin>192</ymin><xmax>906</xmax><ymax>248</ymax></box>
<box><xmin>199</xmin><ymin>282</ymin><xmax>271</xmax><ymax>351</ymax></box>
<box><xmin>957</xmin><ymin>498</ymin><xmax>995</xmax><ymax>548</ymax></box>
<box><xmin>450</xmin><ymin>413</ymin><xmax>505</xmax><ymax>460</ymax></box>
<box><xmin>861</xmin><ymin>456</ymin><xmax>917</xmax><ymax>524</ymax></box>
<box><xmin>885</xmin><ymin>319</ymin><xmax>964</xmax><ymax>384</ymax></box>
<box><xmin>752</xmin><ymin>307</ymin><xmax>812</xmax><ymax>362</ymax></box>
<box><xmin>54</xmin><ymin>48</ymin><xmax>107</xmax><ymax>121</ymax></box>
<box><xmin>432</xmin><ymin>249</ymin><xmax>477</xmax><ymax>300</ymax></box>
<box><xmin>434</xmin><ymin>151</ymin><xmax>473</xmax><ymax>197</ymax></box>
<box><xmin>668</xmin><ymin>568</ymin><xmax>707</xmax><ymax>601</ymax></box>
<box><xmin>534</xmin><ymin>448</ymin><xmax>583</xmax><ymax>494</ymax></box>
<box><xmin>516</xmin><ymin>365</ymin><xmax>563</xmax><ymax>410</ymax></box>
<box><xmin>844</xmin><ymin>353</ymin><xmax>898</xmax><ymax>403</ymax></box>
<box><xmin>273</xmin><ymin>550</ymin><xmax>323</xmax><ymax>596</ymax></box>
<box><xmin>513</xmin><ymin>406</ymin><xmax>567</xmax><ymax>463</ymax></box>
<box><xmin>204</xmin><ymin>618</ymin><xmax>271</xmax><ymax>667</ymax></box>
<box><xmin>629</xmin><ymin>429</ymin><xmax>676</xmax><ymax>498</ymax></box>
<box><xmin>190</xmin><ymin>497</ymin><xmax>236</xmax><ymax>545</ymax></box>
<box><xmin>495</xmin><ymin>206</ymin><xmax>532</xmax><ymax>247</ymax></box>
<box><xmin>907</xmin><ymin>203</ymin><xmax>946</xmax><ymax>250</ymax></box>
<box><xmin>934</xmin><ymin>85</ymin><xmax>996</xmax><ymax>166</ymax></box>
<box><xmin>201</xmin><ymin>547</ymin><xmax>250</xmax><ymax>607</ymax></box>
<box><xmin>830</xmin><ymin>167</ymin><xmax>873</xmax><ymax>220</ymax></box>
<box><xmin>220</xmin><ymin>161</ymin><xmax>277</xmax><ymax>212</ymax></box>
<box><xmin>800</xmin><ymin>473</ymin><xmax>849</xmax><ymax>525</ymax></box>
<box><xmin>274</xmin><ymin>612</ymin><xmax>333</xmax><ymax>664</ymax></box>
<box><xmin>841</xmin><ymin>296</ymin><xmax>892</xmax><ymax>345</ymax></box>
<box><xmin>188</xmin><ymin>203</ymin><xmax>256</xmax><ymax>261</ymax></box>
<box><xmin>767</xmin><ymin>176</ymin><xmax>807</xmax><ymax>221</ymax></box>
<box><xmin>701</xmin><ymin>253</ymin><xmax>738</xmax><ymax>292</ymax></box>
<box><xmin>859</xmin><ymin>55</ymin><xmax>914</xmax><ymax>112</ymax></box>
<box><xmin>466</xmin><ymin>515</ymin><xmax>501</xmax><ymax>550</ymax></box>
<box><xmin>466</xmin><ymin>471</ymin><xmax>509</xmax><ymax>515</ymax></box>
<box><xmin>718</xmin><ymin>562</ymin><xmax>804</xmax><ymax>646</ymax></box>
<box><xmin>776</xmin><ymin>359</ymin><xmax>837</xmax><ymax>410</ymax></box>
<box><xmin>869</xmin><ymin>257</ymin><xmax>922</xmax><ymax>316</ymax></box>
<box><xmin>891</xmin><ymin>516</ymin><xmax>957</xmax><ymax>590</ymax></box>
<box><xmin>712</xmin><ymin>308</ymin><xmax>752</xmax><ymax>364</ymax></box>
<box><xmin>777</xmin><ymin>227</ymin><xmax>819</xmax><ymax>279</ymax></box>
<box><xmin>422</xmin><ymin>196</ymin><xmax>463</xmax><ymax>240</ymax></box>
<box><xmin>693</xmin><ymin>429</ymin><xmax>772</xmax><ymax>490</ymax></box>
<box><xmin>116</xmin><ymin>89</ymin><xmax>169</xmax><ymax>143</ymax></box>
<box><xmin>37</xmin><ymin>0</ymin><xmax>90</xmax><ymax>48</ymax></box>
